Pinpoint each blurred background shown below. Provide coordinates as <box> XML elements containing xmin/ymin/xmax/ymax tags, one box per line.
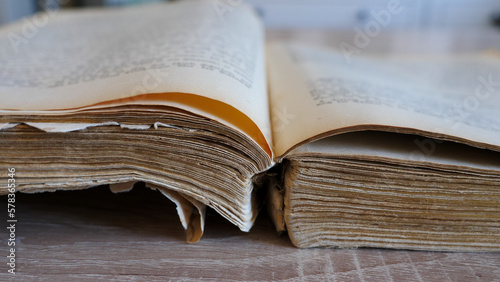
<box><xmin>1</xmin><ymin>0</ymin><xmax>500</xmax><ymax>29</ymax></box>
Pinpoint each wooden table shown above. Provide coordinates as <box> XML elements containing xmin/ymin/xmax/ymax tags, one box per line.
<box><xmin>1</xmin><ymin>186</ymin><xmax>499</xmax><ymax>281</ymax></box>
<box><xmin>2</xmin><ymin>28</ymin><xmax>500</xmax><ymax>280</ymax></box>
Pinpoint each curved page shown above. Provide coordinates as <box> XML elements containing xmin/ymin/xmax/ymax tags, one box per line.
<box><xmin>0</xmin><ymin>0</ymin><xmax>272</xmax><ymax>156</ymax></box>
<box><xmin>267</xmin><ymin>43</ymin><xmax>500</xmax><ymax>157</ymax></box>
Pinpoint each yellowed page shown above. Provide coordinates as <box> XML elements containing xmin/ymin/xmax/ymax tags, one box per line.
<box><xmin>267</xmin><ymin>43</ymin><xmax>500</xmax><ymax>157</ymax></box>
<box><xmin>289</xmin><ymin>131</ymin><xmax>500</xmax><ymax>173</ymax></box>
<box><xmin>0</xmin><ymin>0</ymin><xmax>272</xmax><ymax>154</ymax></box>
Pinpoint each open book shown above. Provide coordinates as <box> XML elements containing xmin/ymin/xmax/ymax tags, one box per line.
<box><xmin>1</xmin><ymin>0</ymin><xmax>499</xmax><ymax>251</ymax></box>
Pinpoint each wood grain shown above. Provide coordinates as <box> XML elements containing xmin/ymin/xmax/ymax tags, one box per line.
<box><xmin>1</xmin><ymin>185</ymin><xmax>499</xmax><ymax>281</ymax></box>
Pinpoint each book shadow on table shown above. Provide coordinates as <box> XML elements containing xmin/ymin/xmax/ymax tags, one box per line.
<box><xmin>3</xmin><ymin>183</ymin><xmax>294</xmax><ymax>248</ymax></box>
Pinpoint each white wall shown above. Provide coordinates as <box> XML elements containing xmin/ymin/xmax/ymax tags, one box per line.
<box><xmin>245</xmin><ymin>0</ymin><xmax>500</xmax><ymax>29</ymax></box>
<box><xmin>0</xmin><ymin>0</ymin><xmax>499</xmax><ymax>28</ymax></box>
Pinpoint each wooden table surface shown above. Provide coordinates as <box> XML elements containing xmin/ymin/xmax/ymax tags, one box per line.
<box><xmin>2</xmin><ymin>27</ymin><xmax>500</xmax><ymax>280</ymax></box>
<box><xmin>1</xmin><ymin>186</ymin><xmax>499</xmax><ymax>281</ymax></box>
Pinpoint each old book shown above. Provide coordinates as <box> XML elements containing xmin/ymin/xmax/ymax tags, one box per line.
<box><xmin>0</xmin><ymin>0</ymin><xmax>499</xmax><ymax>251</ymax></box>
<box><xmin>266</xmin><ymin>43</ymin><xmax>500</xmax><ymax>251</ymax></box>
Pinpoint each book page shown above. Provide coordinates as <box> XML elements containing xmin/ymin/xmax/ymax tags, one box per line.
<box><xmin>267</xmin><ymin>43</ymin><xmax>500</xmax><ymax>157</ymax></box>
<box><xmin>0</xmin><ymin>0</ymin><xmax>272</xmax><ymax>155</ymax></box>
<box><xmin>289</xmin><ymin>131</ymin><xmax>500</xmax><ymax>174</ymax></box>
